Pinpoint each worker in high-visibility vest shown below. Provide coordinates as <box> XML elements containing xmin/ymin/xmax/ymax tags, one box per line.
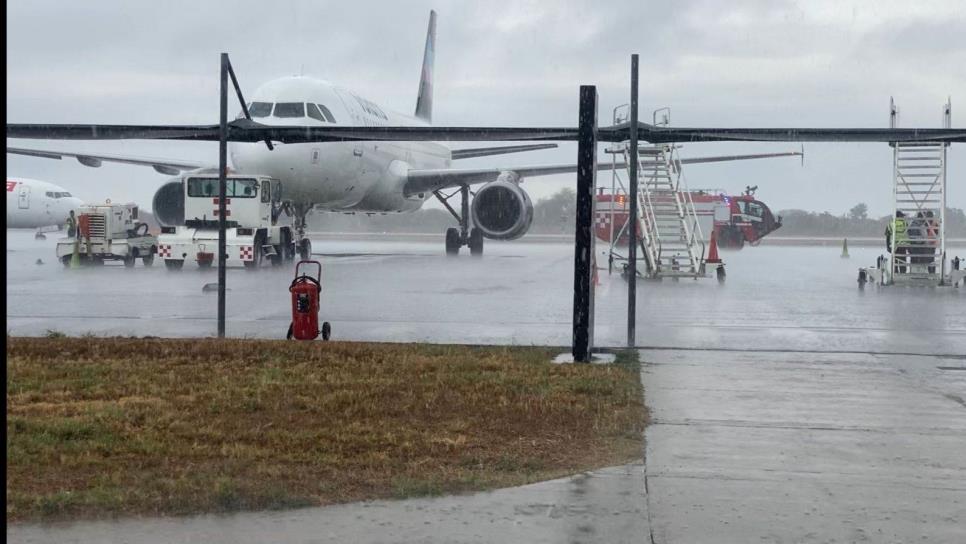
<box><xmin>65</xmin><ymin>210</ymin><xmax>77</xmax><ymax>238</ymax></box>
<box><xmin>885</xmin><ymin>211</ymin><xmax>909</xmax><ymax>273</ymax></box>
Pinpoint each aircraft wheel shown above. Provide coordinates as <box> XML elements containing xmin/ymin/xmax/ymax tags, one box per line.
<box><xmin>299</xmin><ymin>238</ymin><xmax>312</xmax><ymax>261</ymax></box>
<box><xmin>270</xmin><ymin>246</ymin><xmax>284</xmax><ymax>266</ymax></box>
<box><xmin>469</xmin><ymin>228</ymin><xmax>484</xmax><ymax>256</ymax></box>
<box><xmin>246</xmin><ymin>236</ymin><xmax>264</xmax><ymax>270</ymax></box>
<box><xmin>445</xmin><ymin>228</ymin><xmax>460</xmax><ymax>256</ymax></box>
<box><xmin>123</xmin><ymin>255</ymin><xmax>137</xmax><ymax>268</ymax></box>
<box><xmin>165</xmin><ymin>259</ymin><xmax>184</xmax><ymax>271</ymax></box>
<box><xmin>142</xmin><ymin>254</ymin><xmax>154</xmax><ymax>267</ymax></box>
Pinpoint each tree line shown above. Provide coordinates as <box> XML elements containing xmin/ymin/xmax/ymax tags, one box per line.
<box><xmin>304</xmin><ymin>188</ymin><xmax>965</xmax><ymax>238</ymax></box>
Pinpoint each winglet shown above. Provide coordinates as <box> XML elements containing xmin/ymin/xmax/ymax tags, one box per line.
<box><xmin>414</xmin><ymin>10</ymin><xmax>436</xmax><ymax>123</ymax></box>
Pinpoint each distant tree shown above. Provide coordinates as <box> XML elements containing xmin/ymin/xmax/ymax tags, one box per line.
<box><xmin>848</xmin><ymin>203</ymin><xmax>868</xmax><ymax>221</ymax></box>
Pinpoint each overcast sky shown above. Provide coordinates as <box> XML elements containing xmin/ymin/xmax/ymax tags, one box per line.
<box><xmin>6</xmin><ymin>0</ymin><xmax>965</xmax><ymax>217</ymax></box>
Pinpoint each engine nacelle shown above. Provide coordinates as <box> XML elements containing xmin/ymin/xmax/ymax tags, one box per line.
<box><xmin>152</xmin><ymin>179</ymin><xmax>184</xmax><ymax>226</ymax></box>
<box><xmin>470</xmin><ymin>172</ymin><xmax>533</xmax><ymax>240</ymax></box>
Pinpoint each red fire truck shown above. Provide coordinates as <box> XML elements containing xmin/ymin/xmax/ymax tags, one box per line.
<box><xmin>595</xmin><ymin>185</ymin><xmax>782</xmax><ymax>249</ymax></box>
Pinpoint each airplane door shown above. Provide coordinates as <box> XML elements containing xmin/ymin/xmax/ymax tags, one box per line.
<box><xmin>18</xmin><ymin>185</ymin><xmax>30</xmax><ymax>209</ymax></box>
<box><xmin>333</xmin><ymin>89</ymin><xmax>367</xmax><ymax>159</ymax></box>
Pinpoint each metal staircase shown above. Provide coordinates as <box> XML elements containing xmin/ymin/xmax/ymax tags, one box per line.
<box><xmin>887</xmin><ymin>97</ymin><xmax>948</xmax><ymax>284</ymax></box>
<box><xmin>630</xmin><ymin>144</ymin><xmax>707</xmax><ymax>278</ymax></box>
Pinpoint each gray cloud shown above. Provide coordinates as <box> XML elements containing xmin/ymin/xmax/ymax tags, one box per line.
<box><xmin>6</xmin><ymin>0</ymin><xmax>965</xmax><ymax>217</ymax></box>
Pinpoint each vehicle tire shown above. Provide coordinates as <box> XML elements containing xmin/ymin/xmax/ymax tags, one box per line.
<box><xmin>165</xmin><ymin>259</ymin><xmax>184</xmax><ymax>271</ymax></box>
<box><xmin>123</xmin><ymin>255</ymin><xmax>137</xmax><ymax>268</ymax></box>
<box><xmin>321</xmin><ymin>321</ymin><xmax>331</xmax><ymax>341</ymax></box>
<box><xmin>92</xmin><ymin>257</ymin><xmax>105</xmax><ymax>266</ymax></box>
<box><xmin>468</xmin><ymin>228</ymin><xmax>484</xmax><ymax>256</ymax></box>
<box><xmin>299</xmin><ymin>238</ymin><xmax>312</xmax><ymax>261</ymax></box>
<box><xmin>716</xmin><ymin>265</ymin><xmax>726</xmax><ymax>284</ymax></box>
<box><xmin>445</xmin><ymin>228</ymin><xmax>460</xmax><ymax>256</ymax></box>
<box><xmin>198</xmin><ymin>260</ymin><xmax>213</xmax><ymax>269</ymax></box>
<box><xmin>142</xmin><ymin>254</ymin><xmax>154</xmax><ymax>267</ymax></box>
<box><xmin>282</xmin><ymin>230</ymin><xmax>296</xmax><ymax>262</ymax></box>
<box><xmin>61</xmin><ymin>255</ymin><xmax>71</xmax><ymax>267</ymax></box>
<box><xmin>286</xmin><ymin>323</ymin><xmax>294</xmax><ymax>340</ymax></box>
<box><xmin>245</xmin><ymin>236</ymin><xmax>264</xmax><ymax>270</ymax></box>
<box><xmin>270</xmin><ymin>245</ymin><xmax>283</xmax><ymax>267</ymax></box>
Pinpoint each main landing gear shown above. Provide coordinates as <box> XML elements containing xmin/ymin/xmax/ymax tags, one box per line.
<box><xmin>435</xmin><ymin>185</ymin><xmax>483</xmax><ymax>257</ymax></box>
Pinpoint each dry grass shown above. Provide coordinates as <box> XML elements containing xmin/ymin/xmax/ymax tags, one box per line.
<box><xmin>6</xmin><ymin>337</ymin><xmax>645</xmax><ymax>522</ymax></box>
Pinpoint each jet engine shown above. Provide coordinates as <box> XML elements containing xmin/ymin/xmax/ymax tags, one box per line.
<box><xmin>470</xmin><ymin>172</ymin><xmax>533</xmax><ymax>240</ymax></box>
<box><xmin>151</xmin><ymin>179</ymin><xmax>184</xmax><ymax>226</ymax></box>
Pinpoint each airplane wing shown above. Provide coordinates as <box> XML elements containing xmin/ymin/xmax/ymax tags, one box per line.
<box><xmin>403</xmin><ymin>150</ymin><xmax>804</xmax><ymax>196</ymax></box>
<box><xmin>8</xmin><ymin>120</ymin><xmax>964</xmax><ymax>143</ymax></box>
<box><xmin>451</xmin><ymin>143</ymin><xmax>558</xmax><ymax>159</ymax></box>
<box><xmin>6</xmin><ymin>146</ymin><xmax>205</xmax><ymax>175</ymax></box>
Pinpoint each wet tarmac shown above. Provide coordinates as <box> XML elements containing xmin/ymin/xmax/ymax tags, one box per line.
<box><xmin>6</xmin><ymin>231</ymin><xmax>965</xmax><ymax>354</ymax></box>
<box><xmin>6</xmin><ymin>230</ymin><xmax>966</xmax><ymax>543</ymax></box>
<box><xmin>642</xmin><ymin>348</ymin><xmax>966</xmax><ymax>543</ymax></box>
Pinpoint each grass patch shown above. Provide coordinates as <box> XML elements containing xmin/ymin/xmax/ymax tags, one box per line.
<box><xmin>6</xmin><ymin>337</ymin><xmax>646</xmax><ymax>522</ymax></box>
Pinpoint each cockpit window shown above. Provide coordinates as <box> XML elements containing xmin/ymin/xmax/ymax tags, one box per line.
<box><xmin>273</xmin><ymin>102</ymin><xmax>305</xmax><ymax>118</ymax></box>
<box><xmin>45</xmin><ymin>191</ymin><xmax>72</xmax><ymax>198</ymax></box>
<box><xmin>307</xmin><ymin>103</ymin><xmax>327</xmax><ymax>122</ymax></box>
<box><xmin>249</xmin><ymin>102</ymin><xmax>273</xmax><ymax>118</ymax></box>
<box><xmin>318</xmin><ymin>104</ymin><xmax>336</xmax><ymax>123</ymax></box>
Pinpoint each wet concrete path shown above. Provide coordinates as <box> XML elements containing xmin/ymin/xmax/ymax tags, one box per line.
<box><xmin>8</xmin><ymin>464</ymin><xmax>648</xmax><ymax>544</ymax></box>
<box><xmin>641</xmin><ymin>348</ymin><xmax>966</xmax><ymax>543</ymax></box>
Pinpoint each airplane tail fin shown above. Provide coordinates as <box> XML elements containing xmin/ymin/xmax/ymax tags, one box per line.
<box><xmin>414</xmin><ymin>10</ymin><xmax>436</xmax><ymax>123</ymax></box>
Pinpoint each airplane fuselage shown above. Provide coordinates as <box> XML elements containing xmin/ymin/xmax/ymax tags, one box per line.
<box><xmin>6</xmin><ymin>177</ymin><xmax>83</xmax><ymax>229</ymax></box>
<box><xmin>229</xmin><ymin>77</ymin><xmax>450</xmax><ymax>213</ymax></box>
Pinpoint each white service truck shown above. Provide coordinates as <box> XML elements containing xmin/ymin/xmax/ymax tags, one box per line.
<box><xmin>158</xmin><ymin>174</ymin><xmax>296</xmax><ymax>270</ymax></box>
<box><xmin>55</xmin><ymin>203</ymin><xmax>158</xmax><ymax>267</ymax></box>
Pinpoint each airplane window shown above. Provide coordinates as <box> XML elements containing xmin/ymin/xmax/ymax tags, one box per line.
<box><xmin>317</xmin><ymin>104</ymin><xmax>336</xmax><ymax>123</ymax></box>
<box><xmin>249</xmin><ymin>102</ymin><xmax>273</xmax><ymax>118</ymax></box>
<box><xmin>46</xmin><ymin>191</ymin><xmax>54</xmax><ymax>197</ymax></box>
<box><xmin>306</xmin><ymin>103</ymin><xmax>327</xmax><ymax>122</ymax></box>
<box><xmin>273</xmin><ymin>102</ymin><xmax>305</xmax><ymax>118</ymax></box>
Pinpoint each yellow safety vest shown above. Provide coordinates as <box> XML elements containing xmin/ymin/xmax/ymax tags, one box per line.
<box><xmin>888</xmin><ymin>218</ymin><xmax>908</xmax><ymax>244</ymax></box>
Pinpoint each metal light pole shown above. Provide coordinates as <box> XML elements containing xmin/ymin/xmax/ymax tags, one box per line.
<box><xmin>572</xmin><ymin>85</ymin><xmax>598</xmax><ymax>362</ymax></box>
<box><xmin>627</xmin><ymin>54</ymin><xmax>639</xmax><ymax>347</ymax></box>
<box><xmin>217</xmin><ymin>53</ymin><xmax>229</xmax><ymax>337</ymax></box>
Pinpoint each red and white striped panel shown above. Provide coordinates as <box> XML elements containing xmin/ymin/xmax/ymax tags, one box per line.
<box><xmin>239</xmin><ymin>246</ymin><xmax>253</xmax><ymax>261</ymax></box>
<box><xmin>158</xmin><ymin>244</ymin><xmax>171</xmax><ymax>258</ymax></box>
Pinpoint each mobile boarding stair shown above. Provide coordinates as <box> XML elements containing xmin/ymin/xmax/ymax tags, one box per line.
<box><xmin>859</xmin><ymin>98</ymin><xmax>965</xmax><ymax>288</ymax></box>
<box><xmin>606</xmin><ymin>107</ymin><xmax>722</xmax><ymax>282</ymax></box>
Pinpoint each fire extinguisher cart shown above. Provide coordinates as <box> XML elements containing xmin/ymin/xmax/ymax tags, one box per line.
<box><xmin>286</xmin><ymin>260</ymin><xmax>332</xmax><ymax>341</ymax></box>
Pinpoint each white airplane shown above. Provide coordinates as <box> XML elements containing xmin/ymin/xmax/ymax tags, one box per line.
<box><xmin>6</xmin><ymin>177</ymin><xmax>84</xmax><ymax>238</ymax></box>
<box><xmin>8</xmin><ymin>10</ymin><xmax>819</xmax><ymax>257</ymax></box>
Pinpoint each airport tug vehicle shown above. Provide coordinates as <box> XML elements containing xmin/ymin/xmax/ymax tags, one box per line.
<box><xmin>858</xmin><ymin>98</ymin><xmax>965</xmax><ymax>288</ymax></box>
<box><xmin>158</xmin><ymin>174</ymin><xmax>296</xmax><ymax>270</ymax></box>
<box><xmin>56</xmin><ymin>202</ymin><xmax>157</xmax><ymax>267</ymax></box>
<box><xmin>286</xmin><ymin>260</ymin><xmax>331</xmax><ymax>341</ymax></box>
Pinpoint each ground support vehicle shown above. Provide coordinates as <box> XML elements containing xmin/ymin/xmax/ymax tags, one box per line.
<box><xmin>55</xmin><ymin>203</ymin><xmax>157</xmax><ymax>267</ymax></box>
<box><xmin>857</xmin><ymin>99</ymin><xmax>963</xmax><ymax>289</ymax></box>
<box><xmin>158</xmin><ymin>174</ymin><xmax>296</xmax><ymax>270</ymax></box>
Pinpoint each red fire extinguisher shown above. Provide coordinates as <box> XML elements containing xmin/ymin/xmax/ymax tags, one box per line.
<box><xmin>286</xmin><ymin>260</ymin><xmax>331</xmax><ymax>341</ymax></box>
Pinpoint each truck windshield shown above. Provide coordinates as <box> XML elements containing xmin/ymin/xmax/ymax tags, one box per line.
<box><xmin>186</xmin><ymin>178</ymin><xmax>258</xmax><ymax>198</ymax></box>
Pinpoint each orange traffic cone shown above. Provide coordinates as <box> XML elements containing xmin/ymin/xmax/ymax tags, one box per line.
<box><xmin>706</xmin><ymin>230</ymin><xmax>721</xmax><ymax>264</ymax></box>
